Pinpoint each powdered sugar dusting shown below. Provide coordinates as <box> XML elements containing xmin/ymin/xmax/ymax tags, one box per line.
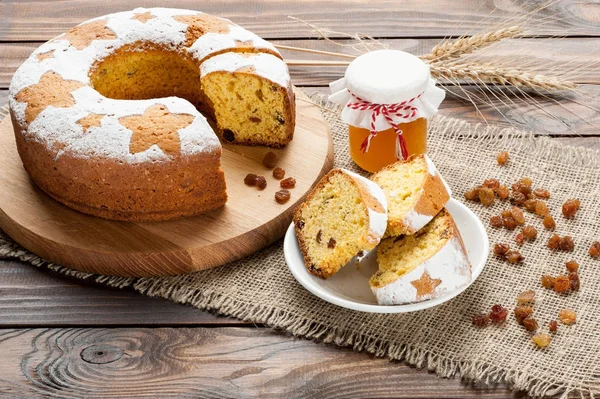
<box><xmin>200</xmin><ymin>52</ymin><xmax>290</xmax><ymax>88</ymax></box>
<box><xmin>190</xmin><ymin>25</ymin><xmax>279</xmax><ymax>62</ymax></box>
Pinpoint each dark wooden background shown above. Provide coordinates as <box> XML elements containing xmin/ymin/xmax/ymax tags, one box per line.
<box><xmin>1</xmin><ymin>1</ymin><xmax>598</xmax><ymax>397</ymax></box>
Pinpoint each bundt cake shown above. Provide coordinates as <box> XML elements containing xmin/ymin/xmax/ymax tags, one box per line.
<box><xmin>293</xmin><ymin>168</ymin><xmax>388</xmax><ymax>279</ymax></box>
<box><xmin>370</xmin><ymin>208</ymin><xmax>471</xmax><ymax>305</ymax></box>
<box><xmin>8</xmin><ymin>7</ymin><xmax>295</xmax><ymax>221</ymax></box>
<box><xmin>370</xmin><ymin>154</ymin><xmax>450</xmax><ymax>237</ymax></box>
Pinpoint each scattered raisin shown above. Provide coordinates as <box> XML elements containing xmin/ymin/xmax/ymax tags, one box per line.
<box><xmin>568</xmin><ymin>272</ymin><xmax>580</xmax><ymax>291</ymax></box>
<box><xmin>494</xmin><ymin>243</ymin><xmax>510</xmax><ymax>257</ymax></box>
<box><xmin>464</xmin><ymin>188</ymin><xmax>480</xmax><ymax>201</ymax></box>
<box><xmin>541</xmin><ymin>275</ymin><xmax>555</xmax><ymax>289</ymax></box>
<box><xmin>523</xmin><ymin>318</ymin><xmax>539</xmax><ymax>332</ymax></box>
<box><xmin>223</xmin><ymin>129</ymin><xmax>235</xmax><ymax>142</ymax></box>
<box><xmin>524</xmin><ymin>199</ymin><xmax>538</xmax><ymax>213</ymax></box>
<box><xmin>589</xmin><ymin>241</ymin><xmax>600</xmax><ymax>258</ymax></box>
<box><xmin>503</xmin><ymin>216</ymin><xmax>517</xmax><ymax>230</ymax></box>
<box><xmin>511</xmin><ymin>191</ymin><xmax>526</xmax><ymax>206</ymax></box>
<box><xmin>280</xmin><ymin>177</ymin><xmax>296</xmax><ymax>189</ymax></box>
<box><xmin>482</xmin><ymin>178</ymin><xmax>500</xmax><ymax>191</ymax></box>
<box><xmin>562</xmin><ymin>199</ymin><xmax>580</xmax><ymax>219</ymax></box>
<box><xmin>543</xmin><ymin>215</ymin><xmax>556</xmax><ymax>230</ymax></box>
<box><xmin>497</xmin><ymin>185</ymin><xmax>510</xmax><ymax>199</ymax></box>
<box><xmin>554</xmin><ymin>275</ymin><xmax>570</xmax><ymax>293</ymax></box>
<box><xmin>244</xmin><ymin>173</ymin><xmax>257</xmax><ymax>186</ymax></box>
<box><xmin>490</xmin><ymin>216</ymin><xmax>503</xmax><ymax>228</ymax></box>
<box><xmin>547</xmin><ymin>235</ymin><xmax>561</xmax><ymax>250</ymax></box>
<box><xmin>327</xmin><ymin>238</ymin><xmax>336</xmax><ymax>249</ymax></box>
<box><xmin>273</xmin><ymin>167</ymin><xmax>285</xmax><ymax>180</ymax></box>
<box><xmin>533</xmin><ymin>189</ymin><xmax>550</xmax><ymax>199</ymax></box>
<box><xmin>501</xmin><ymin>209</ymin><xmax>513</xmax><ymax>218</ymax></box>
<box><xmin>565</xmin><ymin>260</ymin><xmax>579</xmax><ymax>272</ymax></box>
<box><xmin>478</xmin><ymin>187</ymin><xmax>495</xmax><ymax>206</ymax></box>
<box><xmin>472</xmin><ymin>313</ymin><xmax>491</xmax><ymax>327</ymax></box>
<box><xmin>548</xmin><ymin>320</ymin><xmax>558</xmax><ymax>332</ymax></box>
<box><xmin>532</xmin><ymin>333</ymin><xmax>551</xmax><ymax>348</ymax></box>
<box><xmin>511</xmin><ymin>207</ymin><xmax>525</xmax><ymax>225</ymax></box>
<box><xmin>274</xmin><ymin>189</ymin><xmax>291</xmax><ymax>204</ymax></box>
<box><xmin>522</xmin><ymin>226</ymin><xmax>538</xmax><ymax>240</ymax></box>
<box><xmin>520</xmin><ymin>177</ymin><xmax>533</xmax><ymax>187</ymax></box>
<box><xmin>558</xmin><ymin>309</ymin><xmax>576</xmax><ymax>325</ymax></box>
<box><xmin>262</xmin><ymin>152</ymin><xmax>277</xmax><ymax>168</ymax></box>
<box><xmin>489</xmin><ymin>304</ymin><xmax>508</xmax><ymax>323</ymax></box>
<box><xmin>559</xmin><ymin>236</ymin><xmax>574</xmax><ymax>252</ymax></box>
<box><xmin>514</xmin><ymin>306</ymin><xmax>533</xmax><ymax>325</ymax></box>
<box><xmin>506</xmin><ymin>250</ymin><xmax>524</xmax><ymax>264</ymax></box>
<box><xmin>534</xmin><ymin>201</ymin><xmax>549</xmax><ymax>217</ymax></box>
<box><xmin>497</xmin><ymin>151</ymin><xmax>509</xmax><ymax>165</ymax></box>
<box><xmin>256</xmin><ymin>176</ymin><xmax>267</xmax><ymax>190</ymax></box>
<box><xmin>512</xmin><ymin>182</ymin><xmax>532</xmax><ymax>196</ymax></box>
<box><xmin>515</xmin><ymin>233</ymin><xmax>525</xmax><ymax>245</ymax></box>
<box><xmin>517</xmin><ymin>290</ymin><xmax>536</xmax><ymax>304</ymax></box>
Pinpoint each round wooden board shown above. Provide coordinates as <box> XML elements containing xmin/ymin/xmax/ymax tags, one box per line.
<box><xmin>0</xmin><ymin>89</ymin><xmax>334</xmax><ymax>277</ymax></box>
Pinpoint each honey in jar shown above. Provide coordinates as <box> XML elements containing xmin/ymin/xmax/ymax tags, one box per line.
<box><xmin>329</xmin><ymin>50</ymin><xmax>445</xmax><ymax>173</ymax></box>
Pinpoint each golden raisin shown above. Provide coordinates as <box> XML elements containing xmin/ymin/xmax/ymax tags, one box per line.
<box><xmin>519</xmin><ymin>177</ymin><xmax>533</xmax><ymax>187</ymax></box>
<box><xmin>511</xmin><ymin>207</ymin><xmax>525</xmax><ymax>225</ymax></box>
<box><xmin>506</xmin><ymin>250</ymin><xmax>524</xmax><ymax>264</ymax></box>
<box><xmin>568</xmin><ymin>272</ymin><xmax>580</xmax><ymax>291</ymax></box>
<box><xmin>497</xmin><ymin>151</ymin><xmax>509</xmax><ymax>165</ymax></box>
<box><xmin>534</xmin><ymin>201</ymin><xmax>549</xmax><ymax>217</ymax></box>
<box><xmin>524</xmin><ymin>199</ymin><xmax>538</xmax><ymax>213</ymax></box>
<box><xmin>280</xmin><ymin>177</ymin><xmax>296</xmax><ymax>189</ymax></box>
<box><xmin>512</xmin><ymin>182</ymin><xmax>532</xmax><ymax>196</ymax></box>
<box><xmin>547</xmin><ymin>235</ymin><xmax>561</xmax><ymax>250</ymax></box>
<box><xmin>514</xmin><ymin>306</ymin><xmax>533</xmax><ymax>324</ymax></box>
<box><xmin>517</xmin><ymin>290</ymin><xmax>536</xmax><ymax>305</ymax></box>
<box><xmin>533</xmin><ymin>189</ymin><xmax>550</xmax><ymax>199</ymax></box>
<box><xmin>565</xmin><ymin>260</ymin><xmax>579</xmax><ymax>272</ymax></box>
<box><xmin>532</xmin><ymin>333</ymin><xmax>551</xmax><ymax>348</ymax></box>
<box><xmin>522</xmin><ymin>226</ymin><xmax>538</xmax><ymax>240</ymax></box>
<box><xmin>472</xmin><ymin>313</ymin><xmax>491</xmax><ymax>327</ymax></box>
<box><xmin>548</xmin><ymin>320</ymin><xmax>558</xmax><ymax>332</ymax></box>
<box><xmin>274</xmin><ymin>189</ymin><xmax>291</xmax><ymax>204</ymax></box>
<box><xmin>514</xmin><ymin>233</ymin><xmax>525</xmax><ymax>245</ymax></box>
<box><xmin>489</xmin><ymin>304</ymin><xmax>508</xmax><ymax>323</ymax></box>
<box><xmin>562</xmin><ymin>199</ymin><xmax>580</xmax><ymax>219</ymax></box>
<box><xmin>589</xmin><ymin>241</ymin><xmax>600</xmax><ymax>258</ymax></box>
<box><xmin>494</xmin><ymin>243</ymin><xmax>510</xmax><ymax>257</ymax></box>
<box><xmin>511</xmin><ymin>192</ymin><xmax>526</xmax><ymax>206</ymax></box>
<box><xmin>272</xmin><ymin>167</ymin><xmax>285</xmax><ymax>180</ymax></box>
<box><xmin>478</xmin><ymin>187</ymin><xmax>495</xmax><ymax>206</ymax></box>
<box><xmin>244</xmin><ymin>173</ymin><xmax>257</xmax><ymax>186</ymax></box>
<box><xmin>558</xmin><ymin>309</ymin><xmax>576</xmax><ymax>325</ymax></box>
<box><xmin>256</xmin><ymin>176</ymin><xmax>267</xmax><ymax>190</ymax></box>
<box><xmin>554</xmin><ymin>275</ymin><xmax>570</xmax><ymax>293</ymax></box>
<box><xmin>490</xmin><ymin>216</ymin><xmax>503</xmax><ymax>228</ymax></box>
<box><xmin>501</xmin><ymin>209</ymin><xmax>513</xmax><ymax>218</ymax></box>
<box><xmin>543</xmin><ymin>215</ymin><xmax>556</xmax><ymax>230</ymax></box>
<box><xmin>497</xmin><ymin>185</ymin><xmax>510</xmax><ymax>199</ymax></box>
<box><xmin>541</xmin><ymin>275</ymin><xmax>555</xmax><ymax>289</ymax></box>
<box><xmin>503</xmin><ymin>216</ymin><xmax>517</xmax><ymax>230</ymax></box>
<box><xmin>482</xmin><ymin>179</ymin><xmax>500</xmax><ymax>191</ymax></box>
<box><xmin>523</xmin><ymin>318</ymin><xmax>539</xmax><ymax>332</ymax></box>
<box><xmin>559</xmin><ymin>236</ymin><xmax>574</xmax><ymax>252</ymax></box>
<box><xmin>262</xmin><ymin>151</ymin><xmax>277</xmax><ymax>168</ymax></box>
<box><xmin>464</xmin><ymin>188</ymin><xmax>480</xmax><ymax>201</ymax></box>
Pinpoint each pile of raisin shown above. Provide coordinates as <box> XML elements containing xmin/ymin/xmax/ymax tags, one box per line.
<box><xmin>465</xmin><ymin>178</ymin><xmax>510</xmax><ymax>206</ymax></box>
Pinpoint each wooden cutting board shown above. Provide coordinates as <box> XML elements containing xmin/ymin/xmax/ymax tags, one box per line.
<box><xmin>0</xmin><ymin>90</ymin><xmax>334</xmax><ymax>277</ymax></box>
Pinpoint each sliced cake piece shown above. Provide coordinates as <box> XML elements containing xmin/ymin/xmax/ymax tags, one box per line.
<box><xmin>370</xmin><ymin>154</ymin><xmax>450</xmax><ymax>237</ymax></box>
<box><xmin>293</xmin><ymin>168</ymin><xmax>388</xmax><ymax>279</ymax></box>
<box><xmin>370</xmin><ymin>208</ymin><xmax>471</xmax><ymax>305</ymax></box>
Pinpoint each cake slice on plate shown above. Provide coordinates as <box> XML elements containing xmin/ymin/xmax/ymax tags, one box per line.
<box><xmin>293</xmin><ymin>168</ymin><xmax>388</xmax><ymax>279</ymax></box>
<box><xmin>370</xmin><ymin>208</ymin><xmax>471</xmax><ymax>305</ymax></box>
<box><xmin>370</xmin><ymin>154</ymin><xmax>450</xmax><ymax>237</ymax></box>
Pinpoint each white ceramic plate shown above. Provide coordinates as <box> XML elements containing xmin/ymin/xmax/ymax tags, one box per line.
<box><xmin>284</xmin><ymin>198</ymin><xmax>489</xmax><ymax>313</ymax></box>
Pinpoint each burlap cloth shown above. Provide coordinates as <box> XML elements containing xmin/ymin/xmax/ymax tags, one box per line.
<box><xmin>1</xmin><ymin>96</ymin><xmax>599</xmax><ymax>398</ymax></box>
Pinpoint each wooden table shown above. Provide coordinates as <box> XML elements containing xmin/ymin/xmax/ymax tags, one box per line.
<box><xmin>1</xmin><ymin>1</ymin><xmax>598</xmax><ymax>397</ymax></box>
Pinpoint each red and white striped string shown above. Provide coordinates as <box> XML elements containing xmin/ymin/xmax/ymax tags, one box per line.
<box><xmin>347</xmin><ymin>91</ymin><xmax>423</xmax><ymax>160</ymax></box>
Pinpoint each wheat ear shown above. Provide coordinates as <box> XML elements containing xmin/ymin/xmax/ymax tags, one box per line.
<box><xmin>421</xmin><ymin>26</ymin><xmax>523</xmax><ymax>62</ymax></box>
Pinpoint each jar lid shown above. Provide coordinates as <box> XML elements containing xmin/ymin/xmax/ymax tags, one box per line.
<box><xmin>329</xmin><ymin>50</ymin><xmax>445</xmax><ymax>131</ymax></box>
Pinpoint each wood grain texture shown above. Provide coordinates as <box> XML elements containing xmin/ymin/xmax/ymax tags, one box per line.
<box><xmin>2</xmin><ymin>38</ymin><xmax>600</xmax><ymax>88</ymax></box>
<box><xmin>1</xmin><ymin>0</ymin><xmax>599</xmax><ymax>41</ymax></box>
<box><xmin>0</xmin><ymin>327</ymin><xmax>524</xmax><ymax>398</ymax></box>
<box><xmin>0</xmin><ymin>90</ymin><xmax>334</xmax><ymax>277</ymax></box>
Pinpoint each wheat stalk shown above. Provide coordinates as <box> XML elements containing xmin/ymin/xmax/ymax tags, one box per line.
<box><xmin>421</xmin><ymin>26</ymin><xmax>523</xmax><ymax>62</ymax></box>
<box><xmin>430</xmin><ymin>63</ymin><xmax>578</xmax><ymax>91</ymax></box>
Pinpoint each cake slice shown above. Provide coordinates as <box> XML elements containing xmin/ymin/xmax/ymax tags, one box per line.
<box><xmin>293</xmin><ymin>168</ymin><xmax>388</xmax><ymax>279</ymax></box>
<box><xmin>370</xmin><ymin>208</ymin><xmax>471</xmax><ymax>305</ymax></box>
<box><xmin>370</xmin><ymin>154</ymin><xmax>450</xmax><ymax>237</ymax></box>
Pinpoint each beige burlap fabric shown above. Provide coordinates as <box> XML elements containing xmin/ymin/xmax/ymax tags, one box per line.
<box><xmin>1</xmin><ymin>97</ymin><xmax>599</xmax><ymax>398</ymax></box>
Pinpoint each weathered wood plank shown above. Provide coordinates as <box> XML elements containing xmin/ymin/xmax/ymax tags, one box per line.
<box><xmin>1</xmin><ymin>0</ymin><xmax>599</xmax><ymax>41</ymax></box>
<box><xmin>0</xmin><ymin>327</ymin><xmax>522</xmax><ymax>398</ymax></box>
